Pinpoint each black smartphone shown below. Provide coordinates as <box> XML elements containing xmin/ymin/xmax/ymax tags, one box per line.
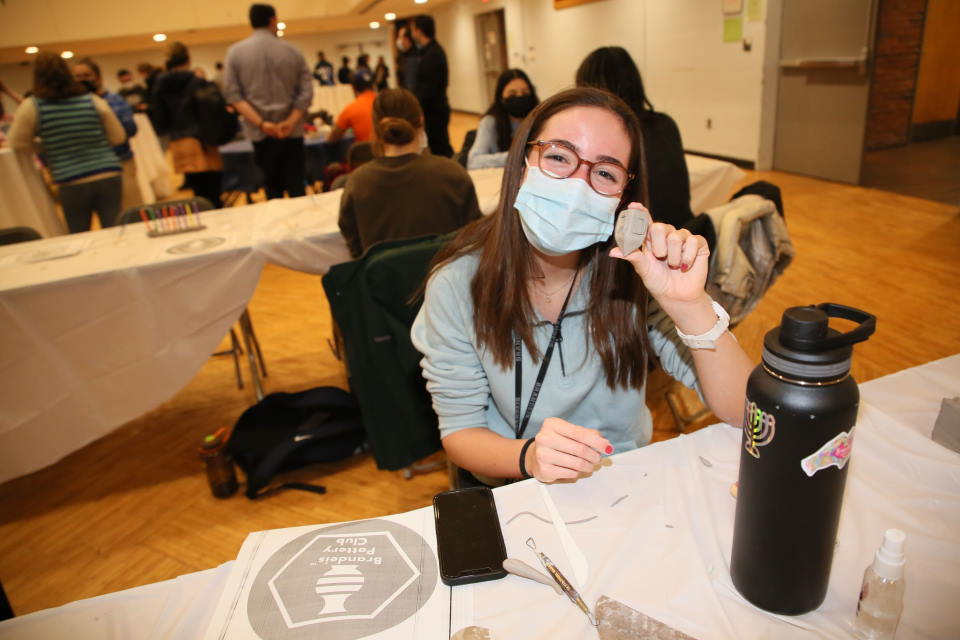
<box><xmin>433</xmin><ymin>487</ymin><xmax>508</xmax><ymax>586</ymax></box>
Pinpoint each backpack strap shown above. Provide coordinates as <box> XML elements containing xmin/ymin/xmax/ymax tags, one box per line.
<box><xmin>243</xmin><ymin>415</ymin><xmax>361</xmax><ymax>499</ymax></box>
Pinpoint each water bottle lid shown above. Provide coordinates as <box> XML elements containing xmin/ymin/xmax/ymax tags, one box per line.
<box><xmin>763</xmin><ymin>304</ymin><xmax>875</xmax><ymax>382</ymax></box>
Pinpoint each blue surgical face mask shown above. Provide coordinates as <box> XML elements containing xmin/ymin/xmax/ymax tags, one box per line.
<box><xmin>515</xmin><ymin>164</ymin><xmax>619</xmax><ymax>256</ymax></box>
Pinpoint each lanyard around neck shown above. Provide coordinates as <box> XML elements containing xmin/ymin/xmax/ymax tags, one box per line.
<box><xmin>513</xmin><ymin>266</ymin><xmax>580</xmax><ymax>440</ymax></box>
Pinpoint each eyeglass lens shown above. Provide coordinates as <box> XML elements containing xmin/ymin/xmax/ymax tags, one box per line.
<box><xmin>537</xmin><ymin>143</ymin><xmax>627</xmax><ymax>196</ymax></box>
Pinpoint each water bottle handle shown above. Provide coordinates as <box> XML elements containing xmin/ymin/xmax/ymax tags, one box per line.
<box><xmin>815</xmin><ymin>303</ymin><xmax>876</xmax><ymax>350</ymax></box>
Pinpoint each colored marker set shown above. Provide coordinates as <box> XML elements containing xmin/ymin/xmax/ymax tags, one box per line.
<box><xmin>137</xmin><ymin>203</ymin><xmax>207</xmax><ymax>237</ymax></box>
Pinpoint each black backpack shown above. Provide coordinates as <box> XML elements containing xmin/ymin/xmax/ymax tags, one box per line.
<box><xmin>192</xmin><ymin>81</ymin><xmax>239</xmax><ymax>146</ymax></box>
<box><xmin>225</xmin><ymin>387</ymin><xmax>366</xmax><ymax>499</ymax></box>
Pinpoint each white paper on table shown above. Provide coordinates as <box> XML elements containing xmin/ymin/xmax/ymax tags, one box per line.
<box><xmin>202</xmin><ymin>508</ymin><xmax>452</xmax><ymax>640</ymax></box>
<box><xmin>18</xmin><ymin>239</ymin><xmax>88</xmax><ymax>263</ymax></box>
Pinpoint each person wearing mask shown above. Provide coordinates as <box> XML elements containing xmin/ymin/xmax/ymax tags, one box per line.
<box><xmin>327</xmin><ymin>69</ymin><xmax>376</xmax><ymax>144</ymax></box>
<box><xmin>576</xmin><ymin>46</ymin><xmax>693</xmax><ymax>230</ymax></box>
<box><xmin>408</xmin><ymin>14</ymin><xmax>453</xmax><ymax>157</ymax></box>
<box><xmin>151</xmin><ymin>41</ymin><xmax>223</xmax><ymax>208</ymax></box>
<box><xmin>410</xmin><ymin>87</ymin><xmax>752</xmax><ymax>486</ymax></box>
<box><xmin>314</xmin><ymin>51</ymin><xmax>334</xmax><ymax>86</ymax></box>
<box><xmin>338</xmin><ymin>88</ymin><xmax>481</xmax><ymax>258</ymax></box>
<box><xmin>338</xmin><ymin>57</ymin><xmax>353</xmax><ymax>85</ymax></box>
<box><xmin>224</xmin><ymin>3</ymin><xmax>313</xmax><ymax>199</ymax></box>
<box><xmin>72</xmin><ymin>57</ymin><xmax>143</xmax><ymax>210</ymax></box>
<box><xmin>373</xmin><ymin>55</ymin><xmax>390</xmax><ymax>91</ymax></box>
<box><xmin>395</xmin><ymin>25</ymin><xmax>418</xmax><ymax>91</ymax></box>
<box><xmin>116</xmin><ymin>69</ymin><xmax>147</xmax><ymax>109</ymax></box>
<box><xmin>9</xmin><ymin>52</ymin><xmax>126</xmax><ymax>232</ymax></box>
<box><xmin>467</xmin><ymin>68</ymin><xmax>538</xmax><ymax>170</ymax></box>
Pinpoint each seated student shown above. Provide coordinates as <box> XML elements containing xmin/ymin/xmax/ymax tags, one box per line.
<box><xmin>411</xmin><ymin>87</ymin><xmax>753</xmax><ymax>485</ymax></box>
<box><xmin>467</xmin><ymin>68</ymin><xmax>538</xmax><ymax>170</ymax></box>
<box><xmin>327</xmin><ymin>70</ymin><xmax>376</xmax><ymax>144</ymax></box>
<box><xmin>576</xmin><ymin>47</ymin><xmax>694</xmax><ymax>230</ymax></box>
<box><xmin>338</xmin><ymin>88</ymin><xmax>482</xmax><ymax>258</ymax></box>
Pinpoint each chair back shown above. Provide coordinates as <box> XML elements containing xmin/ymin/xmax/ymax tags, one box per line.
<box><xmin>454</xmin><ymin>129</ymin><xmax>477</xmax><ymax>167</ymax></box>
<box><xmin>115</xmin><ymin>197</ymin><xmax>215</xmax><ymax>226</ymax></box>
<box><xmin>322</xmin><ymin>233</ymin><xmax>452</xmax><ymax>471</ymax></box>
<box><xmin>0</xmin><ymin>226</ymin><xmax>41</xmax><ymax>246</ymax></box>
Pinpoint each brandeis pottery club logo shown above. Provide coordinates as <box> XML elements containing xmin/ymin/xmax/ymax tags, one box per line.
<box><xmin>248</xmin><ymin>519</ymin><xmax>438</xmax><ymax>639</ymax></box>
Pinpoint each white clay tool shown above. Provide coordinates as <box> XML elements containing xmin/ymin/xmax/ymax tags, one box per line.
<box><xmin>503</xmin><ymin>558</ymin><xmax>563</xmax><ymax>595</ymax></box>
<box><xmin>538</xmin><ymin>481</ymin><xmax>589</xmax><ymax>587</ymax></box>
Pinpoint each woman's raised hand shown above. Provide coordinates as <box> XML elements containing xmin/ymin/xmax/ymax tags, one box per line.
<box><xmin>528</xmin><ymin>417</ymin><xmax>611</xmax><ymax>483</ymax></box>
<box><xmin>609</xmin><ymin>203</ymin><xmax>710</xmax><ymax>306</ymax></box>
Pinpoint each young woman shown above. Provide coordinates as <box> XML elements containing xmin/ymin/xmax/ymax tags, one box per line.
<box><xmin>337</xmin><ymin>88</ymin><xmax>481</xmax><ymax>258</ymax></box>
<box><xmin>467</xmin><ymin>68</ymin><xmax>539</xmax><ymax>170</ymax></box>
<box><xmin>411</xmin><ymin>87</ymin><xmax>753</xmax><ymax>485</ymax></box>
<box><xmin>8</xmin><ymin>52</ymin><xmax>126</xmax><ymax>232</ymax></box>
<box><xmin>576</xmin><ymin>47</ymin><xmax>693</xmax><ymax>230</ymax></box>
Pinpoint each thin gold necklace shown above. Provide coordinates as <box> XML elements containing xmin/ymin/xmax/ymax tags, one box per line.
<box><xmin>536</xmin><ymin>270</ymin><xmax>577</xmax><ymax>303</ymax></box>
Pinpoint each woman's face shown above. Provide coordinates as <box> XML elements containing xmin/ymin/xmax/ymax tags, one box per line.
<box><xmin>501</xmin><ymin>77</ymin><xmax>530</xmax><ymax>102</ymax></box>
<box><xmin>523</xmin><ymin>106</ymin><xmax>631</xmax><ymax>189</ymax></box>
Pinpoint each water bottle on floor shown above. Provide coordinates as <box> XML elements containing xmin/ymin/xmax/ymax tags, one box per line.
<box><xmin>199</xmin><ymin>428</ymin><xmax>238</xmax><ymax>498</ymax></box>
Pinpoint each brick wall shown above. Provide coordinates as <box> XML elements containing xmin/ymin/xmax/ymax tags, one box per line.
<box><xmin>864</xmin><ymin>0</ymin><xmax>926</xmax><ymax>150</ymax></box>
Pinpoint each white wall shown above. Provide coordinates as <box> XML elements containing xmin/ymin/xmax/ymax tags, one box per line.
<box><xmin>434</xmin><ymin>0</ymin><xmax>771</xmax><ymax>163</ymax></box>
<box><xmin>0</xmin><ymin>27</ymin><xmax>392</xmax><ymax>98</ymax></box>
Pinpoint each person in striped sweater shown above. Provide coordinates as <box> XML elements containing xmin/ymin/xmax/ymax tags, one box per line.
<box><xmin>9</xmin><ymin>51</ymin><xmax>126</xmax><ymax>233</ymax></box>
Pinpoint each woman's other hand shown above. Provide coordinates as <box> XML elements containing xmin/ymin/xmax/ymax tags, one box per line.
<box><xmin>528</xmin><ymin>417</ymin><xmax>611</xmax><ymax>483</ymax></box>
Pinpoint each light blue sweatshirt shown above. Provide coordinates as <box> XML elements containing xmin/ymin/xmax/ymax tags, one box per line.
<box><xmin>410</xmin><ymin>253</ymin><xmax>700</xmax><ymax>452</ymax></box>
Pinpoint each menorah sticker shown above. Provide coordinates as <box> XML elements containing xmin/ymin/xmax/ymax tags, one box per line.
<box><xmin>743</xmin><ymin>398</ymin><xmax>777</xmax><ymax>458</ymax></box>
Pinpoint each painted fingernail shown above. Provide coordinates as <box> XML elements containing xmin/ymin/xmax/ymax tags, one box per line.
<box><xmin>605</xmin><ymin>445</ymin><xmax>614</xmax><ymax>454</ymax></box>
<box><xmin>681</xmin><ymin>263</ymin><xmax>690</xmax><ymax>272</ymax></box>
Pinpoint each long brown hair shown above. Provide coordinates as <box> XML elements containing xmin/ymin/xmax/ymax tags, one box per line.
<box><xmin>431</xmin><ymin>87</ymin><xmax>650</xmax><ymax>390</ymax></box>
<box><xmin>371</xmin><ymin>88</ymin><xmax>423</xmax><ymax>155</ymax></box>
<box><xmin>33</xmin><ymin>52</ymin><xmax>86</xmax><ymax>100</ymax></box>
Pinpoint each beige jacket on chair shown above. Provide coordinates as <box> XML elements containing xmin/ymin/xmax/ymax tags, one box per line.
<box><xmin>704</xmin><ymin>193</ymin><xmax>794</xmax><ymax>326</ymax></box>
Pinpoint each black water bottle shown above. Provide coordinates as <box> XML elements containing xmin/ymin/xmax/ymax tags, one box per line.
<box><xmin>730</xmin><ymin>303</ymin><xmax>876</xmax><ymax>614</ymax></box>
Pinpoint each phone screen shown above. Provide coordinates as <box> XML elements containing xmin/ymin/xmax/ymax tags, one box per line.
<box><xmin>433</xmin><ymin>487</ymin><xmax>508</xmax><ymax>586</ymax></box>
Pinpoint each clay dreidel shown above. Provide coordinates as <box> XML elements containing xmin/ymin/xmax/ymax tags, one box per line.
<box><xmin>614</xmin><ymin>207</ymin><xmax>652</xmax><ymax>256</ymax></box>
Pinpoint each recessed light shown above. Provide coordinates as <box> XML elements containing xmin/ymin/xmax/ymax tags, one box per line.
<box><xmin>25</xmin><ymin>46</ymin><xmax>39</xmax><ymax>54</ymax></box>
<box><xmin>369</xmin><ymin>21</ymin><xmax>381</xmax><ymax>29</ymax></box>
<box><xmin>385</xmin><ymin>12</ymin><xmax>396</xmax><ymax>20</ymax></box>
<box><xmin>415</xmin><ymin>0</ymin><xmax>428</xmax><ymax>4</ymax></box>
<box><xmin>276</xmin><ymin>29</ymin><xmax>285</xmax><ymax>37</ymax></box>
<box><xmin>277</xmin><ymin>22</ymin><xmax>286</xmax><ymax>30</ymax></box>
<box><xmin>60</xmin><ymin>51</ymin><xmax>74</xmax><ymax>59</ymax></box>
<box><xmin>153</xmin><ymin>33</ymin><xmax>167</xmax><ymax>42</ymax></box>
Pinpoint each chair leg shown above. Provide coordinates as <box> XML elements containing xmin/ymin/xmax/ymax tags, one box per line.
<box><xmin>665</xmin><ymin>385</ymin><xmax>712</xmax><ymax>433</ymax></box>
<box><xmin>239</xmin><ymin>309</ymin><xmax>265</xmax><ymax>401</ymax></box>
<box><xmin>229</xmin><ymin>328</ymin><xmax>244</xmax><ymax>390</ymax></box>
<box><xmin>241</xmin><ymin>309</ymin><xmax>268</xmax><ymax>379</ymax></box>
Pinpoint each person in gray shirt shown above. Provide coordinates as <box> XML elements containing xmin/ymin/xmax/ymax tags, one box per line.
<box><xmin>223</xmin><ymin>3</ymin><xmax>313</xmax><ymax>199</ymax></box>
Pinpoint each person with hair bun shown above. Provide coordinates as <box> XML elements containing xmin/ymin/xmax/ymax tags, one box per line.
<box><xmin>337</xmin><ymin>88</ymin><xmax>481</xmax><ymax>258</ymax></box>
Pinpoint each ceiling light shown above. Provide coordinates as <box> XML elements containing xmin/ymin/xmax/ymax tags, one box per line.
<box><xmin>60</xmin><ymin>51</ymin><xmax>74</xmax><ymax>59</ymax></box>
<box><xmin>25</xmin><ymin>46</ymin><xmax>39</xmax><ymax>54</ymax></box>
<box><xmin>153</xmin><ymin>33</ymin><xmax>167</xmax><ymax>42</ymax></box>
<box><xmin>277</xmin><ymin>22</ymin><xmax>286</xmax><ymax>30</ymax></box>
<box><xmin>415</xmin><ymin>0</ymin><xmax>428</xmax><ymax>4</ymax></box>
<box><xmin>276</xmin><ymin>29</ymin><xmax>285</xmax><ymax>37</ymax></box>
<box><xmin>385</xmin><ymin>12</ymin><xmax>396</xmax><ymax>20</ymax></box>
<box><xmin>369</xmin><ymin>21</ymin><xmax>381</xmax><ymax>29</ymax></box>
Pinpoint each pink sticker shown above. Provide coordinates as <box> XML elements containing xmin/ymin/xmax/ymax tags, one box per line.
<box><xmin>801</xmin><ymin>429</ymin><xmax>854</xmax><ymax>477</ymax></box>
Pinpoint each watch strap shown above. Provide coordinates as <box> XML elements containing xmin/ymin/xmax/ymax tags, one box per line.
<box><xmin>676</xmin><ymin>299</ymin><xmax>730</xmax><ymax>349</ymax></box>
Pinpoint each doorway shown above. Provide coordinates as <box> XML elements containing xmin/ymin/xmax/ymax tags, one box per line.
<box><xmin>475</xmin><ymin>9</ymin><xmax>508</xmax><ymax>109</ymax></box>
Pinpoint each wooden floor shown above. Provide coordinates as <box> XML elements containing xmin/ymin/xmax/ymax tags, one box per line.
<box><xmin>1</xmin><ymin>115</ymin><xmax>959</xmax><ymax>616</ymax></box>
<box><xmin>862</xmin><ymin>136</ymin><xmax>960</xmax><ymax>206</ymax></box>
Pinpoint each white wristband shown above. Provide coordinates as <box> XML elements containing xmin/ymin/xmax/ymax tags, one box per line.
<box><xmin>676</xmin><ymin>299</ymin><xmax>730</xmax><ymax>349</ymax></box>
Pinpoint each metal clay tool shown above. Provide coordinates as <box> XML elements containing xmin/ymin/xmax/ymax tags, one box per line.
<box><xmin>526</xmin><ymin>537</ymin><xmax>598</xmax><ymax>627</ymax></box>
<box><xmin>614</xmin><ymin>207</ymin><xmax>652</xmax><ymax>256</ymax></box>
<box><xmin>503</xmin><ymin>558</ymin><xmax>563</xmax><ymax>595</ymax></box>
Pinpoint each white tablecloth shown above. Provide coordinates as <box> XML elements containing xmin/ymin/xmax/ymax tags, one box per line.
<box><xmin>0</xmin><ymin>155</ymin><xmax>745</xmax><ymax>484</ymax></box>
<box><xmin>2</xmin><ymin>355</ymin><xmax>956</xmax><ymax>639</ymax></box>
<box><xmin>0</xmin><ymin>148</ymin><xmax>65</xmax><ymax>238</ymax></box>
<box><xmin>129</xmin><ymin>113</ymin><xmax>173</xmax><ymax>203</ymax></box>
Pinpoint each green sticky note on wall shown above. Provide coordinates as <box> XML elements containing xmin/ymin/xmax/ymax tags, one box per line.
<box><xmin>723</xmin><ymin>16</ymin><xmax>743</xmax><ymax>43</ymax></box>
<box><xmin>746</xmin><ymin>0</ymin><xmax>764</xmax><ymax>21</ymax></box>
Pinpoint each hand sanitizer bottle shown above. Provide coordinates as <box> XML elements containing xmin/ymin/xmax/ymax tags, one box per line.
<box><xmin>854</xmin><ymin>529</ymin><xmax>906</xmax><ymax>639</ymax></box>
